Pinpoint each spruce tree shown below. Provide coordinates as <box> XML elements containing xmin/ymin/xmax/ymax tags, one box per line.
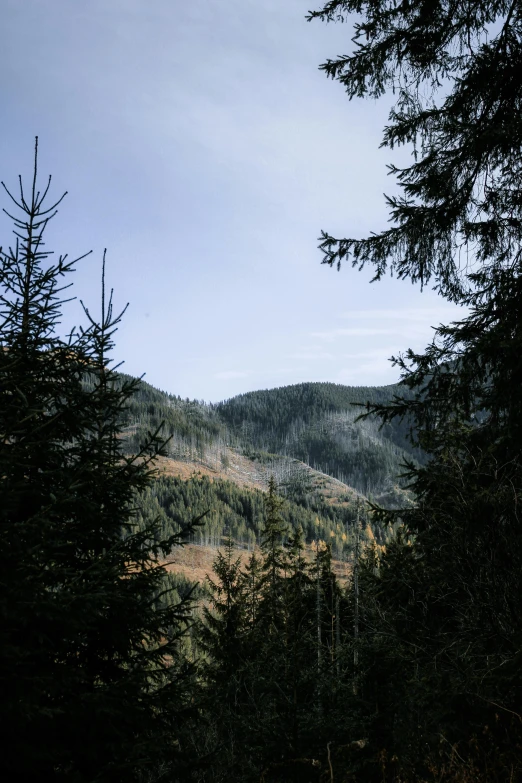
<box><xmin>199</xmin><ymin>536</ymin><xmax>246</xmax><ymax>679</ymax></box>
<box><xmin>308</xmin><ymin>2</ymin><xmax>522</xmax><ymax>778</ymax></box>
<box><xmin>359</xmin><ymin>288</ymin><xmax>522</xmax><ymax>778</ymax></box>
<box><xmin>0</xmin><ymin>141</ymin><xmax>200</xmax><ymax>782</ymax></box>
<box><xmin>258</xmin><ymin>475</ymin><xmax>289</xmax><ymax>633</ymax></box>
<box><xmin>242</xmin><ymin>549</ymin><xmax>263</xmax><ymax>628</ymax></box>
<box><xmin>307</xmin><ymin>0</ymin><xmax>522</xmax><ymax>302</ymax></box>
<box><xmin>196</xmin><ymin>537</ymin><xmax>248</xmax><ymax>782</ymax></box>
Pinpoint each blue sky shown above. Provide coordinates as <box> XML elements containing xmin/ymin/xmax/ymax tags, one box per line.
<box><xmin>1</xmin><ymin>0</ymin><xmax>464</xmax><ymax>402</ymax></box>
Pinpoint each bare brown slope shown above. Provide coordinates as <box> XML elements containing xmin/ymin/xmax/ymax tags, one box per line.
<box><xmin>153</xmin><ymin>447</ymin><xmax>365</xmax><ymax>586</ymax></box>
<box><xmin>153</xmin><ymin>446</ymin><xmax>366</xmax><ymax>507</ymax></box>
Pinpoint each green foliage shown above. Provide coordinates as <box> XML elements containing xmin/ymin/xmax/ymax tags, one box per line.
<box><xmin>134</xmin><ymin>471</ymin><xmax>388</xmax><ymax>558</ymax></box>
<box><xmin>307</xmin><ymin>0</ymin><xmax>522</xmax><ymax>304</ymax></box>
<box><xmin>109</xmin><ymin>374</ymin><xmax>423</xmax><ymax>500</ymax></box>
<box><xmin>97</xmin><ymin>372</ymin><xmax>227</xmax><ymax>459</ymax></box>
<box><xmin>257</xmin><ymin>476</ymin><xmax>290</xmax><ymax>630</ymax></box>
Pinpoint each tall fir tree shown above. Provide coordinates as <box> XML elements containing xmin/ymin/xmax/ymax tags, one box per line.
<box><xmin>258</xmin><ymin>475</ymin><xmax>289</xmax><ymax>634</ymax></box>
<box><xmin>308</xmin><ymin>1</ymin><xmax>522</xmax><ymax>779</ymax></box>
<box><xmin>242</xmin><ymin>549</ymin><xmax>263</xmax><ymax>628</ymax></box>
<box><xmin>196</xmin><ymin>536</ymin><xmax>249</xmax><ymax>782</ymax></box>
<box><xmin>307</xmin><ymin>0</ymin><xmax>522</xmax><ymax>302</ymax></box>
<box><xmin>0</xmin><ymin>141</ymin><xmax>201</xmax><ymax>782</ymax></box>
<box><xmin>199</xmin><ymin>536</ymin><xmax>246</xmax><ymax>679</ymax></box>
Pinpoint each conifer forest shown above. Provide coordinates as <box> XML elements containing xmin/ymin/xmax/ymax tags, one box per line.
<box><xmin>2</xmin><ymin>1</ymin><xmax>522</xmax><ymax>781</ymax></box>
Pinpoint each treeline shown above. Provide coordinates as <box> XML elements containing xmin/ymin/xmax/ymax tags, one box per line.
<box><xmin>216</xmin><ymin>381</ymin><xmax>402</xmax><ymax>432</ymax></box>
<box><xmin>189</xmin><ymin>468</ymin><xmax>522</xmax><ymax>782</ymax></box>
<box><xmin>115</xmin><ymin>373</ymin><xmax>230</xmax><ymax>459</ymax></box>
<box><xmin>190</xmin><ymin>478</ymin><xmax>361</xmax><ymax>781</ymax></box>
<box><xmin>102</xmin><ymin>374</ymin><xmax>424</xmax><ymax>496</ymax></box>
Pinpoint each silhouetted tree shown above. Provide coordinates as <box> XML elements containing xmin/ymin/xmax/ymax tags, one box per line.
<box><xmin>309</xmin><ymin>1</ymin><xmax>522</xmax><ymax>778</ymax></box>
<box><xmin>0</xmin><ymin>140</ymin><xmax>201</xmax><ymax>782</ymax></box>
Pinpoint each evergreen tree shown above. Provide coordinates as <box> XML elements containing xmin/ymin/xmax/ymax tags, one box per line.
<box><xmin>307</xmin><ymin>0</ymin><xmax>522</xmax><ymax>303</ymax></box>
<box><xmin>285</xmin><ymin>524</ymin><xmax>310</xmax><ymax>621</ymax></box>
<box><xmin>258</xmin><ymin>475</ymin><xmax>289</xmax><ymax>633</ymax></box>
<box><xmin>242</xmin><ymin>549</ymin><xmax>263</xmax><ymax>627</ymax></box>
<box><xmin>308</xmin><ymin>2</ymin><xmax>522</xmax><ymax>778</ymax></box>
<box><xmin>197</xmin><ymin>489</ymin><xmax>359</xmax><ymax>781</ymax></box>
<box><xmin>0</xmin><ymin>141</ymin><xmax>200</xmax><ymax>782</ymax></box>
<box><xmin>199</xmin><ymin>536</ymin><xmax>246</xmax><ymax>679</ymax></box>
<box><xmin>196</xmin><ymin>537</ymin><xmax>248</xmax><ymax>782</ymax></box>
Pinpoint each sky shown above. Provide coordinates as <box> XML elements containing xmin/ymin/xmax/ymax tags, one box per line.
<box><xmin>1</xmin><ymin>0</ymin><xmax>465</xmax><ymax>402</ymax></box>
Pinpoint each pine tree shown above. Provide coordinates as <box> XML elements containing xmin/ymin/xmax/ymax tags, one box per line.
<box><xmin>307</xmin><ymin>0</ymin><xmax>522</xmax><ymax>303</ymax></box>
<box><xmin>196</xmin><ymin>537</ymin><xmax>249</xmax><ymax>782</ymax></box>
<box><xmin>0</xmin><ymin>141</ymin><xmax>201</xmax><ymax>782</ymax></box>
<box><xmin>242</xmin><ymin>549</ymin><xmax>263</xmax><ymax>627</ymax></box>
<box><xmin>347</xmin><ymin>209</ymin><xmax>522</xmax><ymax>782</ymax></box>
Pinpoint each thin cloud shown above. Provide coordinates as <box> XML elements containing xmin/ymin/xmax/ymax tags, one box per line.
<box><xmin>339</xmin><ymin>307</ymin><xmax>466</xmax><ymax>322</ymax></box>
<box><xmin>311</xmin><ymin>328</ymin><xmax>399</xmax><ymax>341</ymax></box>
<box><xmin>214</xmin><ymin>370</ymin><xmax>249</xmax><ymax>380</ymax></box>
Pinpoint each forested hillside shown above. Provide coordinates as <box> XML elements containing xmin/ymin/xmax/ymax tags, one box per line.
<box><xmin>136</xmin><ymin>472</ymin><xmax>391</xmax><ymax>557</ymax></box>
<box><xmin>115</xmin><ymin>374</ymin><xmax>228</xmax><ymax>459</ymax></box>
<box><xmin>217</xmin><ymin>383</ymin><xmax>422</xmax><ymax>494</ymax></box>
<box><xmin>115</xmin><ymin>376</ymin><xmax>421</xmax><ymax>498</ymax></box>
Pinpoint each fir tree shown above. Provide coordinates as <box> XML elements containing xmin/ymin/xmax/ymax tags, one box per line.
<box><xmin>258</xmin><ymin>475</ymin><xmax>289</xmax><ymax>633</ymax></box>
<box><xmin>0</xmin><ymin>141</ymin><xmax>201</xmax><ymax>782</ymax></box>
<box><xmin>308</xmin><ymin>2</ymin><xmax>522</xmax><ymax>778</ymax></box>
<box><xmin>199</xmin><ymin>536</ymin><xmax>246</xmax><ymax>678</ymax></box>
<box><xmin>196</xmin><ymin>537</ymin><xmax>248</xmax><ymax>782</ymax></box>
<box><xmin>307</xmin><ymin>0</ymin><xmax>522</xmax><ymax>303</ymax></box>
<box><xmin>242</xmin><ymin>549</ymin><xmax>263</xmax><ymax>627</ymax></box>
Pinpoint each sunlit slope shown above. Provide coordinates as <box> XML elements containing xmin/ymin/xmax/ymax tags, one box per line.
<box><xmin>111</xmin><ymin>376</ymin><xmax>418</xmax><ymax>574</ymax></box>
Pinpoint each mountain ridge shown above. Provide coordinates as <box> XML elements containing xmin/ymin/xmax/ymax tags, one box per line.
<box><xmin>116</xmin><ymin>375</ymin><xmax>419</xmax><ymax>585</ymax></box>
<box><xmin>119</xmin><ymin>375</ymin><xmax>421</xmax><ymax>495</ymax></box>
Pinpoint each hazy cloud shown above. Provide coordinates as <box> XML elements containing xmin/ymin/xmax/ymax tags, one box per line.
<box><xmin>311</xmin><ymin>328</ymin><xmax>400</xmax><ymax>341</ymax></box>
<box><xmin>214</xmin><ymin>370</ymin><xmax>250</xmax><ymax>380</ymax></box>
<box><xmin>339</xmin><ymin>307</ymin><xmax>465</xmax><ymax>322</ymax></box>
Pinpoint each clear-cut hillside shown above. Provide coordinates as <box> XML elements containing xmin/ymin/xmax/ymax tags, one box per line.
<box><xmin>214</xmin><ymin>381</ymin><xmax>422</xmax><ymax>495</ymax></box>
<box><xmin>119</xmin><ymin>376</ymin><xmax>422</xmax><ymax>498</ymax></box>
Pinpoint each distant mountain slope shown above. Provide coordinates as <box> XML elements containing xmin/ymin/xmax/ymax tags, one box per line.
<box><xmin>116</xmin><ymin>374</ymin><xmax>228</xmax><ymax>458</ymax></box>
<box><xmin>136</xmin><ymin>470</ymin><xmax>393</xmax><ymax>562</ymax></box>
<box><xmin>109</xmin><ymin>377</ymin><xmax>419</xmax><ymax>581</ymax></box>
<box><xmin>215</xmin><ymin>382</ymin><xmax>422</xmax><ymax>494</ymax></box>
<box><xmin>113</xmin><ymin>375</ymin><xmax>421</xmax><ymax>498</ymax></box>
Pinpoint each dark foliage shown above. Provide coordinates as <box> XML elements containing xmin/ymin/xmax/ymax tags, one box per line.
<box><xmin>307</xmin><ymin>0</ymin><xmax>522</xmax><ymax>304</ymax></box>
<box><xmin>196</xmin><ymin>480</ymin><xmax>356</xmax><ymax>783</ymax></box>
<box><xmin>305</xmin><ymin>0</ymin><xmax>522</xmax><ymax>779</ymax></box>
<box><xmin>0</xmin><ymin>142</ymin><xmax>201</xmax><ymax>782</ymax></box>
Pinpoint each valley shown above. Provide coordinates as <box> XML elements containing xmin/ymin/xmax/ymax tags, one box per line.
<box><xmin>122</xmin><ymin>375</ymin><xmax>419</xmax><ymax>585</ymax></box>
